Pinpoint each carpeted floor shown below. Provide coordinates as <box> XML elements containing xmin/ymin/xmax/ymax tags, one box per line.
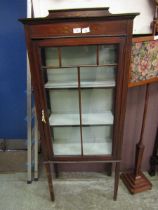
<box><xmin>0</xmin><ymin>172</ymin><xmax>158</xmax><ymax>210</ymax></box>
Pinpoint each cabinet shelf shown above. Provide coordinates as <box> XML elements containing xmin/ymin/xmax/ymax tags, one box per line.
<box><xmin>53</xmin><ymin>142</ymin><xmax>112</xmax><ymax>156</ymax></box>
<box><xmin>42</xmin><ymin>64</ymin><xmax>118</xmax><ymax>69</ymax></box>
<box><xmin>45</xmin><ymin>81</ymin><xmax>115</xmax><ymax>89</ymax></box>
<box><xmin>83</xmin><ymin>142</ymin><xmax>112</xmax><ymax>155</ymax></box>
<box><xmin>49</xmin><ymin>112</ymin><xmax>114</xmax><ymax>126</ymax></box>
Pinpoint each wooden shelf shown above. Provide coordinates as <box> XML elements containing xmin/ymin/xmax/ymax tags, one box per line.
<box><xmin>45</xmin><ymin>81</ymin><xmax>77</xmax><ymax>89</ymax></box>
<box><xmin>42</xmin><ymin>64</ymin><xmax>118</xmax><ymax>69</ymax></box>
<box><xmin>45</xmin><ymin>80</ymin><xmax>115</xmax><ymax>89</ymax></box>
<box><xmin>81</xmin><ymin>81</ymin><xmax>115</xmax><ymax>88</ymax></box>
<box><xmin>53</xmin><ymin>142</ymin><xmax>81</xmax><ymax>155</ymax></box>
<box><xmin>53</xmin><ymin>142</ymin><xmax>112</xmax><ymax>155</ymax></box>
<box><xmin>49</xmin><ymin>112</ymin><xmax>114</xmax><ymax>126</ymax></box>
<box><xmin>49</xmin><ymin>113</ymin><xmax>80</xmax><ymax>126</ymax></box>
<box><xmin>83</xmin><ymin>142</ymin><xmax>112</xmax><ymax>155</ymax></box>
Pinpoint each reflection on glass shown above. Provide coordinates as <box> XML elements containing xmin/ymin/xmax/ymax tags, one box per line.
<box><xmin>80</xmin><ymin>66</ymin><xmax>116</xmax><ymax>87</ymax></box>
<box><xmin>81</xmin><ymin>89</ymin><xmax>113</xmax><ymax>114</ymax></box>
<box><xmin>82</xmin><ymin>126</ymin><xmax>112</xmax><ymax>155</ymax></box>
<box><xmin>49</xmin><ymin>90</ymin><xmax>80</xmax><ymax>126</ymax></box>
<box><xmin>42</xmin><ymin>44</ymin><xmax>118</xmax><ymax>157</ymax></box>
<box><xmin>81</xmin><ymin>89</ymin><xmax>114</xmax><ymax>125</ymax></box>
<box><xmin>44</xmin><ymin>47</ymin><xmax>59</xmax><ymax>66</ymax></box>
<box><xmin>52</xmin><ymin>127</ymin><xmax>81</xmax><ymax>155</ymax></box>
<box><xmin>62</xmin><ymin>46</ymin><xmax>96</xmax><ymax>66</ymax></box>
<box><xmin>45</xmin><ymin>68</ymin><xmax>78</xmax><ymax>88</ymax></box>
<box><xmin>99</xmin><ymin>45</ymin><xmax>117</xmax><ymax>64</ymax></box>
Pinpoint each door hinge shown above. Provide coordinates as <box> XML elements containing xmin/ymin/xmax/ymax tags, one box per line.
<box><xmin>42</xmin><ymin>109</ymin><xmax>46</xmax><ymax>123</ymax></box>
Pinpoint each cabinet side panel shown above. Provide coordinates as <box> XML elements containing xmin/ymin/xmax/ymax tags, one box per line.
<box><xmin>24</xmin><ymin>26</ymin><xmax>53</xmax><ymax>160</ymax></box>
<box><xmin>115</xmin><ymin>20</ymin><xmax>134</xmax><ymax>159</ymax></box>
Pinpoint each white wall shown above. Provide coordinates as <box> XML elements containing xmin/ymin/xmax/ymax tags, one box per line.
<box><xmin>31</xmin><ymin>0</ymin><xmax>154</xmax><ymax>34</ymax></box>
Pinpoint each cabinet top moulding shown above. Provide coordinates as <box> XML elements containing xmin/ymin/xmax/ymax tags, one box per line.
<box><xmin>19</xmin><ymin>7</ymin><xmax>139</xmax><ymax>25</ymax></box>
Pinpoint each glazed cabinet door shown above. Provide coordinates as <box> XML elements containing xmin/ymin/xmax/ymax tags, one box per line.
<box><xmin>37</xmin><ymin>38</ymin><xmax>125</xmax><ymax>160</ymax></box>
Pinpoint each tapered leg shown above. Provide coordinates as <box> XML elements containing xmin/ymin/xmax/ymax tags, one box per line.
<box><xmin>113</xmin><ymin>162</ymin><xmax>120</xmax><ymax>201</ymax></box>
<box><xmin>45</xmin><ymin>163</ymin><xmax>55</xmax><ymax>201</ymax></box>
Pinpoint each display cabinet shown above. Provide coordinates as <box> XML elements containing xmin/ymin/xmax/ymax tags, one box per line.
<box><xmin>19</xmin><ymin>8</ymin><xmax>138</xmax><ymax>201</ymax></box>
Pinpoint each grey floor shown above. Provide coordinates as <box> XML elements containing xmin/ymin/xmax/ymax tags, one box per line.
<box><xmin>0</xmin><ymin>171</ymin><xmax>158</xmax><ymax>210</ymax></box>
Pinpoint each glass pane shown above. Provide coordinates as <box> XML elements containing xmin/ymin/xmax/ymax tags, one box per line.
<box><xmin>80</xmin><ymin>66</ymin><xmax>116</xmax><ymax>87</ymax></box>
<box><xmin>45</xmin><ymin>68</ymin><xmax>78</xmax><ymax>88</ymax></box>
<box><xmin>62</xmin><ymin>46</ymin><xmax>96</xmax><ymax>66</ymax></box>
<box><xmin>82</xmin><ymin>126</ymin><xmax>112</xmax><ymax>155</ymax></box>
<box><xmin>81</xmin><ymin>87</ymin><xmax>114</xmax><ymax>155</ymax></box>
<box><xmin>99</xmin><ymin>45</ymin><xmax>117</xmax><ymax>64</ymax></box>
<box><xmin>41</xmin><ymin>44</ymin><xmax>118</xmax><ymax>157</ymax></box>
<box><xmin>51</xmin><ymin>127</ymin><xmax>81</xmax><ymax>155</ymax></box>
<box><xmin>49</xmin><ymin>90</ymin><xmax>80</xmax><ymax>126</ymax></box>
<box><xmin>44</xmin><ymin>47</ymin><xmax>59</xmax><ymax>66</ymax></box>
<box><xmin>81</xmin><ymin>88</ymin><xmax>113</xmax><ymax>112</ymax></box>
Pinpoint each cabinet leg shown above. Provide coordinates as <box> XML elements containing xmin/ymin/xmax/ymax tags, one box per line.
<box><xmin>45</xmin><ymin>163</ymin><xmax>55</xmax><ymax>201</ymax></box>
<box><xmin>113</xmin><ymin>162</ymin><xmax>120</xmax><ymax>201</ymax></box>
<box><xmin>54</xmin><ymin>163</ymin><xmax>59</xmax><ymax>178</ymax></box>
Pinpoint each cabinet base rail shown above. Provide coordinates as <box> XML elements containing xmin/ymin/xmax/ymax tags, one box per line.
<box><xmin>43</xmin><ymin>160</ymin><xmax>121</xmax><ymax>164</ymax></box>
<box><xmin>44</xmin><ymin>161</ymin><xmax>121</xmax><ymax>201</ymax></box>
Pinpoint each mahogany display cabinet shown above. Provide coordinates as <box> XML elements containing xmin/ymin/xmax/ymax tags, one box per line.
<box><xmin>19</xmin><ymin>8</ymin><xmax>138</xmax><ymax>201</ymax></box>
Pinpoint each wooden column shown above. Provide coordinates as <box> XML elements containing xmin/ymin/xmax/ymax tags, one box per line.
<box><xmin>121</xmin><ymin>84</ymin><xmax>152</xmax><ymax>194</ymax></box>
